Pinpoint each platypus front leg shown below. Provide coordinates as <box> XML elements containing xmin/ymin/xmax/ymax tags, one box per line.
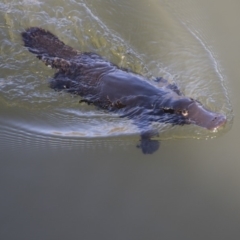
<box><xmin>133</xmin><ymin>119</ymin><xmax>160</xmax><ymax>154</ymax></box>
<box><xmin>137</xmin><ymin>129</ymin><xmax>160</xmax><ymax>154</ymax></box>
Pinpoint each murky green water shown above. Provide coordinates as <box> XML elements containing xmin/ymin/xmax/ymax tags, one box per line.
<box><xmin>0</xmin><ymin>0</ymin><xmax>233</xmax><ymax>144</ymax></box>
<box><xmin>1</xmin><ymin>1</ymin><xmax>240</xmax><ymax>240</ymax></box>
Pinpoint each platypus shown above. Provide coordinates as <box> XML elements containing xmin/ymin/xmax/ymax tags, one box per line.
<box><xmin>21</xmin><ymin>27</ymin><xmax>226</xmax><ymax>154</ymax></box>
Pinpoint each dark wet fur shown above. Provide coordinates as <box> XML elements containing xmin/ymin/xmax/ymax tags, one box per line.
<box><xmin>22</xmin><ymin>27</ymin><xmax>226</xmax><ymax>154</ymax></box>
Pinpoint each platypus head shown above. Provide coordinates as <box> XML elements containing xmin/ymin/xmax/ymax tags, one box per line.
<box><xmin>161</xmin><ymin>97</ymin><xmax>227</xmax><ymax>130</ymax></box>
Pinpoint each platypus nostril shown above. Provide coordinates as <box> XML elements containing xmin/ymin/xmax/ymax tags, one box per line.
<box><xmin>210</xmin><ymin>114</ymin><xmax>227</xmax><ymax>131</ymax></box>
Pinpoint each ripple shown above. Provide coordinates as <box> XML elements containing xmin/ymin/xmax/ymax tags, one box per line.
<box><xmin>0</xmin><ymin>0</ymin><xmax>233</xmax><ymax>147</ymax></box>
<box><xmin>0</xmin><ymin>120</ymin><xmax>136</xmax><ymax>152</ymax></box>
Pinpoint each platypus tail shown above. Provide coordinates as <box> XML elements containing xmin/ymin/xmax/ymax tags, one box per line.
<box><xmin>22</xmin><ymin>27</ymin><xmax>80</xmax><ymax>69</ymax></box>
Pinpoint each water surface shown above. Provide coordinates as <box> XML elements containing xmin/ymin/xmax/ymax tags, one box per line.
<box><xmin>1</xmin><ymin>1</ymin><xmax>240</xmax><ymax>240</ymax></box>
<box><xmin>0</xmin><ymin>0</ymin><xmax>232</xmax><ymax>144</ymax></box>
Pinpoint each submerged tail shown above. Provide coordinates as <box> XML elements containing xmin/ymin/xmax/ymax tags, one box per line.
<box><xmin>22</xmin><ymin>27</ymin><xmax>80</xmax><ymax>68</ymax></box>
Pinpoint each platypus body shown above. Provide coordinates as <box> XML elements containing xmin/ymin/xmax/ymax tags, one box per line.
<box><xmin>22</xmin><ymin>27</ymin><xmax>226</xmax><ymax>154</ymax></box>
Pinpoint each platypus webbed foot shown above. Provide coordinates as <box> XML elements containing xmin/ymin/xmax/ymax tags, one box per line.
<box><xmin>137</xmin><ymin>138</ymin><xmax>160</xmax><ymax>154</ymax></box>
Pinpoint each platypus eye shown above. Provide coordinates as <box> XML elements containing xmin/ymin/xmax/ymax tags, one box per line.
<box><xmin>181</xmin><ymin>109</ymin><xmax>188</xmax><ymax>117</ymax></box>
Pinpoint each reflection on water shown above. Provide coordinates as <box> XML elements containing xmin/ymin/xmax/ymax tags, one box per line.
<box><xmin>0</xmin><ymin>0</ymin><xmax>233</xmax><ymax>146</ymax></box>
